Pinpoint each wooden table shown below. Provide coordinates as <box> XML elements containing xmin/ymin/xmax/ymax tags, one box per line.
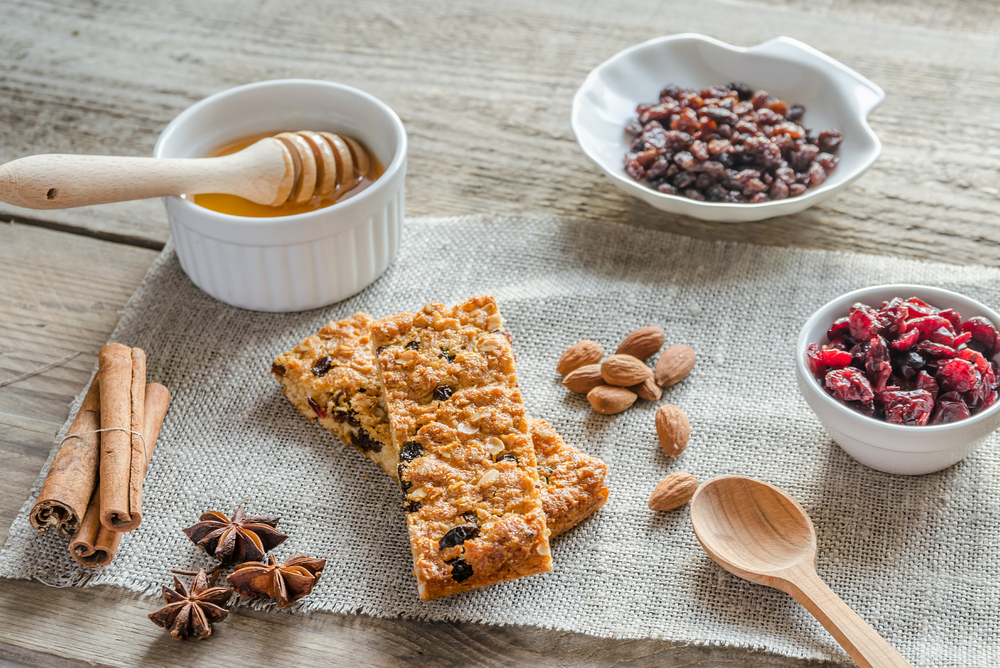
<box><xmin>1</xmin><ymin>1</ymin><xmax>997</xmax><ymax>665</ymax></box>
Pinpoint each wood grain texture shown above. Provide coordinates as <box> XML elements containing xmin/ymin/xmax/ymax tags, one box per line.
<box><xmin>0</xmin><ymin>0</ymin><xmax>999</xmax><ymax>264</ymax></box>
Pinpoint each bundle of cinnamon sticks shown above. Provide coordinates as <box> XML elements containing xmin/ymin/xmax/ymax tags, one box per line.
<box><xmin>29</xmin><ymin>343</ymin><xmax>170</xmax><ymax>567</ymax></box>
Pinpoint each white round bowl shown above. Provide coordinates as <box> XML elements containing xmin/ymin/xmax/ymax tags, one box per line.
<box><xmin>154</xmin><ymin>79</ymin><xmax>407</xmax><ymax>312</ymax></box>
<box><xmin>571</xmin><ymin>34</ymin><xmax>884</xmax><ymax>222</ymax></box>
<box><xmin>795</xmin><ymin>285</ymin><xmax>1000</xmax><ymax>475</ymax></box>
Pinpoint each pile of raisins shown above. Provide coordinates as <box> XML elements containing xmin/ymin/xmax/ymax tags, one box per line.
<box><xmin>623</xmin><ymin>82</ymin><xmax>842</xmax><ymax>203</ymax></box>
<box><xmin>807</xmin><ymin>297</ymin><xmax>1000</xmax><ymax>426</ymax></box>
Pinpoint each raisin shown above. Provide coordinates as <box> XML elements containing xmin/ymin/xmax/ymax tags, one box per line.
<box><xmin>349</xmin><ymin>430</ymin><xmax>382</xmax><ymax>453</ymax></box>
<box><xmin>376</xmin><ymin>346</ymin><xmax>387</xmax><ymax>356</ymax></box>
<box><xmin>439</xmin><ymin>350</ymin><xmax>457</xmax><ymax>362</ymax></box>
<box><xmin>817</xmin><ymin>130</ymin><xmax>843</xmax><ymax>152</ymax></box>
<box><xmin>786</xmin><ymin>104</ymin><xmax>805</xmax><ymax>121</ymax></box>
<box><xmin>433</xmin><ymin>385</ymin><xmax>453</xmax><ymax>401</ymax></box>
<box><xmin>439</xmin><ymin>525</ymin><xmax>481</xmax><ymax>549</ymax></box>
<box><xmin>271</xmin><ymin>362</ymin><xmax>286</xmax><ymax>378</ymax></box>
<box><xmin>400</xmin><ymin>441</ymin><xmax>423</xmax><ymax>462</ymax></box>
<box><xmin>311</xmin><ymin>355</ymin><xmax>333</xmax><ymax>377</ymax></box>
<box><xmin>307</xmin><ymin>397</ymin><xmax>326</xmax><ymax>419</ymax></box>
<box><xmin>405</xmin><ymin>340</ymin><xmax>420</xmax><ymax>350</ymax></box>
<box><xmin>496</xmin><ymin>454</ymin><xmax>518</xmax><ymax>464</ymax></box>
<box><xmin>449</xmin><ymin>558</ymin><xmax>474</xmax><ymax>583</ymax></box>
<box><xmin>403</xmin><ymin>501</ymin><xmax>421</xmax><ymax>513</ymax></box>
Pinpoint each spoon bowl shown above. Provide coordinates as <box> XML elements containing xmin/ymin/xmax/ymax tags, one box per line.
<box><xmin>690</xmin><ymin>476</ymin><xmax>913</xmax><ymax>668</ymax></box>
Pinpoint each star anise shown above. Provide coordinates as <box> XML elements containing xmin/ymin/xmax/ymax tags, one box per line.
<box><xmin>148</xmin><ymin>569</ymin><xmax>233</xmax><ymax>641</ymax></box>
<box><xmin>182</xmin><ymin>506</ymin><xmax>288</xmax><ymax>564</ymax></box>
<box><xmin>227</xmin><ymin>554</ymin><xmax>326</xmax><ymax>608</ymax></box>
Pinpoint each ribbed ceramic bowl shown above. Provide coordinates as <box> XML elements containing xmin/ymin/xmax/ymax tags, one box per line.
<box><xmin>796</xmin><ymin>285</ymin><xmax>1000</xmax><ymax>475</ymax></box>
<box><xmin>572</xmin><ymin>34</ymin><xmax>884</xmax><ymax>222</ymax></box>
<box><xmin>154</xmin><ymin>79</ymin><xmax>407</xmax><ymax>312</ymax></box>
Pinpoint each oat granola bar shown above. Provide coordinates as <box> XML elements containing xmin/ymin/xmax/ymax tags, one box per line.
<box><xmin>271</xmin><ymin>313</ymin><xmax>609</xmax><ymax>539</ymax></box>
<box><xmin>370</xmin><ymin>296</ymin><xmax>551</xmax><ymax>600</ymax></box>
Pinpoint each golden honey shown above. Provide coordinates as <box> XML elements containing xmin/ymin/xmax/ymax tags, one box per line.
<box><xmin>192</xmin><ymin>132</ymin><xmax>383</xmax><ymax>218</ymax></box>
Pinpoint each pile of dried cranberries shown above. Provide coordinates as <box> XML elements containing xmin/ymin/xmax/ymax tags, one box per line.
<box><xmin>807</xmin><ymin>297</ymin><xmax>1000</xmax><ymax>425</ymax></box>
<box><xmin>623</xmin><ymin>82</ymin><xmax>841</xmax><ymax>203</ymax></box>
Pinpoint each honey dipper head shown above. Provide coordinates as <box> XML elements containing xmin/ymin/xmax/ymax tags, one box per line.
<box><xmin>269</xmin><ymin>131</ymin><xmax>372</xmax><ymax>206</ymax></box>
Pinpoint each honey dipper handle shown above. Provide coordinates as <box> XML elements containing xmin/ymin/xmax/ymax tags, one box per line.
<box><xmin>0</xmin><ymin>138</ymin><xmax>295</xmax><ymax>209</ymax></box>
<box><xmin>782</xmin><ymin>565</ymin><xmax>914</xmax><ymax>668</ymax></box>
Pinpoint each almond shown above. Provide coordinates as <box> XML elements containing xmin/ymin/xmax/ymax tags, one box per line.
<box><xmin>601</xmin><ymin>354</ymin><xmax>653</xmax><ymax>387</ymax></box>
<box><xmin>587</xmin><ymin>385</ymin><xmax>637</xmax><ymax>415</ymax></box>
<box><xmin>562</xmin><ymin>363</ymin><xmax>605</xmax><ymax>394</ymax></box>
<box><xmin>655</xmin><ymin>404</ymin><xmax>690</xmax><ymax>456</ymax></box>
<box><xmin>654</xmin><ymin>344</ymin><xmax>696</xmax><ymax>388</ymax></box>
<box><xmin>630</xmin><ymin>376</ymin><xmax>662</xmax><ymax>401</ymax></box>
<box><xmin>648</xmin><ymin>471</ymin><xmax>698</xmax><ymax>511</ymax></box>
<box><xmin>616</xmin><ymin>325</ymin><xmax>665</xmax><ymax>360</ymax></box>
<box><xmin>557</xmin><ymin>340</ymin><xmax>604</xmax><ymax>375</ymax></box>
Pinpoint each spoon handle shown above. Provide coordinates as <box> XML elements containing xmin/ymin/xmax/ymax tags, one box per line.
<box><xmin>784</xmin><ymin>566</ymin><xmax>914</xmax><ymax>668</ymax></box>
<box><xmin>0</xmin><ymin>139</ymin><xmax>292</xmax><ymax>209</ymax></box>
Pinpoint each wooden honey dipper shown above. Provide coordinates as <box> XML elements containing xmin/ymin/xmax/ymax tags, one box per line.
<box><xmin>0</xmin><ymin>131</ymin><xmax>371</xmax><ymax>210</ymax></box>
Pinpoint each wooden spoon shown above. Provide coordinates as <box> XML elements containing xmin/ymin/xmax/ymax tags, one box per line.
<box><xmin>0</xmin><ymin>131</ymin><xmax>369</xmax><ymax>210</ymax></box>
<box><xmin>689</xmin><ymin>475</ymin><xmax>914</xmax><ymax>668</ymax></box>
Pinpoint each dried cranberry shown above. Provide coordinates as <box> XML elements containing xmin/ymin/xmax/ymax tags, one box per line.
<box><xmin>953</xmin><ymin>332</ymin><xmax>973</xmax><ymax>348</ymax></box>
<box><xmin>822</xmin><ymin>346</ymin><xmax>853</xmax><ymax>369</ymax></box>
<box><xmin>913</xmin><ymin>341</ymin><xmax>957</xmax><ymax>358</ymax></box>
<box><xmin>930</xmin><ymin>400</ymin><xmax>971</xmax><ymax>425</ymax></box>
<box><xmin>938</xmin><ymin>309</ymin><xmax>962</xmax><ymax>331</ymax></box>
<box><xmin>865</xmin><ymin>336</ymin><xmax>892</xmax><ymax>391</ymax></box>
<box><xmin>937</xmin><ymin>359</ymin><xmax>980</xmax><ymax>393</ymax></box>
<box><xmin>881</xmin><ymin>389</ymin><xmax>934</xmax><ymax>426</ymax></box>
<box><xmin>439</xmin><ymin>525</ymin><xmax>480</xmax><ymax>549</ymax></box>
<box><xmin>827</xmin><ymin>317</ymin><xmax>851</xmax><ymax>341</ymax></box>
<box><xmin>962</xmin><ymin>317</ymin><xmax>1000</xmax><ymax>357</ymax></box>
<box><xmin>807</xmin><ymin>343</ymin><xmax>826</xmax><ymax>378</ymax></box>
<box><xmin>893</xmin><ymin>350</ymin><xmax>925</xmax><ymax>382</ymax></box>
<box><xmin>891</xmin><ymin>329</ymin><xmax>920</xmax><ymax>351</ymax></box>
<box><xmin>826</xmin><ymin>367</ymin><xmax>875</xmax><ymax>404</ymax></box>
<box><xmin>307</xmin><ymin>397</ymin><xmax>326</xmax><ymax>419</ymax></box>
<box><xmin>903</xmin><ymin>297</ymin><xmax>937</xmax><ymax>318</ymax></box>
<box><xmin>915</xmin><ymin>370</ymin><xmax>939</xmax><ymax>397</ymax></box>
<box><xmin>849</xmin><ymin>303</ymin><xmax>881</xmax><ymax>342</ymax></box>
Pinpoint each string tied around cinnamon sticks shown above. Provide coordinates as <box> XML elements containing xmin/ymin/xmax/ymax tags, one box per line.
<box><xmin>61</xmin><ymin>427</ymin><xmax>149</xmax><ymax>463</ymax></box>
<box><xmin>29</xmin><ymin>342</ymin><xmax>171</xmax><ymax>568</ymax></box>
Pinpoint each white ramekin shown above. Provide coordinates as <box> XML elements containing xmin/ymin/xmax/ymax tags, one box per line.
<box><xmin>153</xmin><ymin>79</ymin><xmax>407</xmax><ymax>312</ymax></box>
<box><xmin>795</xmin><ymin>285</ymin><xmax>1000</xmax><ymax>475</ymax></box>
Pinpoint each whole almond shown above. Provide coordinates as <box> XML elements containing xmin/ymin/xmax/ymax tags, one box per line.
<box><xmin>601</xmin><ymin>354</ymin><xmax>653</xmax><ymax>387</ymax></box>
<box><xmin>616</xmin><ymin>325</ymin><xmax>665</xmax><ymax>360</ymax></box>
<box><xmin>655</xmin><ymin>404</ymin><xmax>690</xmax><ymax>456</ymax></box>
<box><xmin>557</xmin><ymin>340</ymin><xmax>604</xmax><ymax>375</ymax></box>
<box><xmin>648</xmin><ymin>471</ymin><xmax>698</xmax><ymax>511</ymax></box>
<box><xmin>587</xmin><ymin>385</ymin><xmax>637</xmax><ymax>415</ymax></box>
<box><xmin>563</xmin><ymin>364</ymin><xmax>605</xmax><ymax>394</ymax></box>
<box><xmin>654</xmin><ymin>344</ymin><xmax>696</xmax><ymax>388</ymax></box>
<box><xmin>630</xmin><ymin>377</ymin><xmax>662</xmax><ymax>401</ymax></box>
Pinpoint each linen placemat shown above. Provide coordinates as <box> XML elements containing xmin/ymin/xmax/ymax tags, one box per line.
<box><xmin>2</xmin><ymin>215</ymin><xmax>998</xmax><ymax>666</ymax></box>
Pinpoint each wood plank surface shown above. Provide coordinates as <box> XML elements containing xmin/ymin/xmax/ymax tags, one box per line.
<box><xmin>1</xmin><ymin>0</ymin><xmax>999</xmax><ymax>264</ymax></box>
<box><xmin>0</xmin><ymin>224</ymin><xmax>843</xmax><ymax>668</ymax></box>
<box><xmin>1</xmin><ymin>0</ymin><xmax>997</xmax><ymax>665</ymax></box>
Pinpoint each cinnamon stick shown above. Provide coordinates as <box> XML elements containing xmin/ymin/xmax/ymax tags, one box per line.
<box><xmin>71</xmin><ymin>382</ymin><xmax>170</xmax><ymax>567</ymax></box>
<box><xmin>29</xmin><ymin>377</ymin><xmax>102</xmax><ymax>538</ymax></box>
<box><xmin>98</xmin><ymin>343</ymin><xmax>146</xmax><ymax>531</ymax></box>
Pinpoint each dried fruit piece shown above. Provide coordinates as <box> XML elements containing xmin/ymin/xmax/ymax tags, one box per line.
<box><xmin>562</xmin><ymin>364</ymin><xmax>605</xmax><ymax>394</ymax></box>
<box><xmin>648</xmin><ymin>472</ymin><xmax>698</xmax><ymax>511</ymax></box>
<box><xmin>557</xmin><ymin>340</ymin><xmax>604</xmax><ymax>375</ymax></box>
<box><xmin>654</xmin><ymin>345</ymin><xmax>696</xmax><ymax>387</ymax></box>
<box><xmin>228</xmin><ymin>554</ymin><xmax>326</xmax><ymax>609</ymax></box>
<box><xmin>655</xmin><ymin>404</ymin><xmax>690</xmax><ymax>456</ymax></box>
<box><xmin>825</xmin><ymin>368</ymin><xmax>874</xmax><ymax>405</ymax></box>
<box><xmin>881</xmin><ymin>389</ymin><xmax>934</xmax><ymax>426</ymax></box>
<box><xmin>616</xmin><ymin>326</ymin><xmax>665</xmax><ymax>360</ymax></box>
<box><xmin>182</xmin><ymin>506</ymin><xmax>288</xmax><ymax>565</ymax></box>
<box><xmin>149</xmin><ymin>569</ymin><xmax>233</xmax><ymax>641</ymax></box>
<box><xmin>601</xmin><ymin>354</ymin><xmax>654</xmax><ymax>387</ymax></box>
<box><xmin>630</xmin><ymin>377</ymin><xmax>663</xmax><ymax>401</ymax></box>
<box><xmin>587</xmin><ymin>385</ymin><xmax>637</xmax><ymax>415</ymax></box>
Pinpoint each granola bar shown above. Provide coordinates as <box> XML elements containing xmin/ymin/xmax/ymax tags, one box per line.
<box><xmin>271</xmin><ymin>314</ymin><xmax>609</xmax><ymax>539</ymax></box>
<box><xmin>370</xmin><ymin>296</ymin><xmax>551</xmax><ymax>600</ymax></box>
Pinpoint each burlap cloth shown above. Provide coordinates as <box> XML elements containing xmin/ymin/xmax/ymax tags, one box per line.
<box><xmin>2</xmin><ymin>215</ymin><xmax>997</xmax><ymax>666</ymax></box>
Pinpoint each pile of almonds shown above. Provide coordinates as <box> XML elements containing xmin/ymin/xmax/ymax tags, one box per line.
<box><xmin>557</xmin><ymin>327</ymin><xmax>701</xmax><ymax>513</ymax></box>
